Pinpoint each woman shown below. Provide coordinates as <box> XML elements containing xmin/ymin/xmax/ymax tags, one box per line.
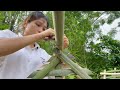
<box><xmin>0</xmin><ymin>11</ymin><xmax>69</xmax><ymax>79</ymax></box>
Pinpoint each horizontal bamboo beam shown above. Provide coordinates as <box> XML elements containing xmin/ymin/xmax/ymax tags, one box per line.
<box><xmin>52</xmin><ymin>11</ymin><xmax>65</xmax><ymax>50</ymax></box>
<box><xmin>57</xmin><ymin>51</ymin><xmax>92</xmax><ymax>79</ymax></box>
<box><xmin>48</xmin><ymin>69</ymin><xmax>74</xmax><ymax>76</ymax></box>
<box><xmin>28</xmin><ymin>67</ymin><xmax>93</xmax><ymax>78</ymax></box>
<box><xmin>100</xmin><ymin>73</ymin><xmax>120</xmax><ymax>75</ymax></box>
<box><xmin>105</xmin><ymin>70</ymin><xmax>120</xmax><ymax>73</ymax></box>
<box><xmin>32</xmin><ymin>56</ymin><xmax>60</xmax><ymax>79</ymax></box>
<box><xmin>106</xmin><ymin>75</ymin><xmax>120</xmax><ymax>78</ymax></box>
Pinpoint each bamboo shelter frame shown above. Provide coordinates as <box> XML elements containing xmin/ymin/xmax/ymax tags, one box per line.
<box><xmin>32</xmin><ymin>11</ymin><xmax>92</xmax><ymax>79</ymax></box>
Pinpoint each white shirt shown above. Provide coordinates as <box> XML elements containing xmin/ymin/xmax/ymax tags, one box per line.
<box><xmin>0</xmin><ymin>30</ymin><xmax>51</xmax><ymax>79</ymax></box>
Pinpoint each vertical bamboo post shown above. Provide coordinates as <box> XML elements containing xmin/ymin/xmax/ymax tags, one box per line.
<box><xmin>114</xmin><ymin>68</ymin><xmax>117</xmax><ymax>78</ymax></box>
<box><xmin>52</xmin><ymin>11</ymin><xmax>65</xmax><ymax>51</ymax></box>
<box><xmin>52</xmin><ymin>11</ymin><xmax>65</xmax><ymax>79</ymax></box>
<box><xmin>103</xmin><ymin>70</ymin><xmax>106</xmax><ymax>79</ymax></box>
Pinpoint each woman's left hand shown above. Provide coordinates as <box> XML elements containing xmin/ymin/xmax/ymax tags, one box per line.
<box><xmin>63</xmin><ymin>35</ymin><xmax>69</xmax><ymax>49</ymax></box>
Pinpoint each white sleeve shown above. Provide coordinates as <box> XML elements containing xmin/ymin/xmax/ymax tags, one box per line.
<box><xmin>0</xmin><ymin>30</ymin><xmax>18</xmax><ymax>38</ymax></box>
<box><xmin>0</xmin><ymin>30</ymin><xmax>17</xmax><ymax>64</ymax></box>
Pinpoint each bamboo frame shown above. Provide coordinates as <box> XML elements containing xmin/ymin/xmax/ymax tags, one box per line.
<box><xmin>32</xmin><ymin>11</ymin><xmax>92</xmax><ymax>79</ymax></box>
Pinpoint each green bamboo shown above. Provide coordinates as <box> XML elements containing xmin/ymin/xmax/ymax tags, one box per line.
<box><xmin>106</xmin><ymin>70</ymin><xmax>120</xmax><ymax>73</ymax></box>
<box><xmin>48</xmin><ymin>69</ymin><xmax>74</xmax><ymax>76</ymax></box>
<box><xmin>52</xmin><ymin>11</ymin><xmax>65</xmax><ymax>50</ymax></box>
<box><xmin>28</xmin><ymin>71</ymin><xmax>38</xmax><ymax>78</ymax></box>
<box><xmin>32</xmin><ymin>56</ymin><xmax>60</xmax><ymax>79</ymax></box>
<box><xmin>52</xmin><ymin>11</ymin><xmax>65</xmax><ymax>79</ymax></box>
<box><xmin>83</xmin><ymin>68</ymin><xmax>93</xmax><ymax>75</ymax></box>
<box><xmin>28</xmin><ymin>67</ymin><xmax>92</xmax><ymax>78</ymax></box>
<box><xmin>54</xmin><ymin>63</ymin><xmax>63</xmax><ymax>79</ymax></box>
<box><xmin>58</xmin><ymin>51</ymin><xmax>92</xmax><ymax>79</ymax></box>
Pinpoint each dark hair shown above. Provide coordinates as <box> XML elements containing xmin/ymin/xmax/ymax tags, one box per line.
<box><xmin>22</xmin><ymin>11</ymin><xmax>49</xmax><ymax>29</ymax></box>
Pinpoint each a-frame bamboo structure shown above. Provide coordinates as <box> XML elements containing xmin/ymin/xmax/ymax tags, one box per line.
<box><xmin>31</xmin><ymin>11</ymin><xmax>92</xmax><ymax>79</ymax></box>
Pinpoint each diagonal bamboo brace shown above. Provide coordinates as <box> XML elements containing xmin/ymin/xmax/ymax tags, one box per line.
<box><xmin>32</xmin><ymin>56</ymin><xmax>60</xmax><ymax>79</ymax></box>
<box><xmin>58</xmin><ymin>51</ymin><xmax>92</xmax><ymax>79</ymax></box>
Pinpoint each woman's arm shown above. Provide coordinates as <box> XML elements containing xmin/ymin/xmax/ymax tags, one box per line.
<box><xmin>0</xmin><ymin>33</ymin><xmax>43</xmax><ymax>57</ymax></box>
<box><xmin>0</xmin><ymin>28</ymin><xmax>54</xmax><ymax>57</ymax></box>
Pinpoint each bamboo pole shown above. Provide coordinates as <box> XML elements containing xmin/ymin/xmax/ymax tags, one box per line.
<box><xmin>32</xmin><ymin>56</ymin><xmax>60</xmax><ymax>79</ymax></box>
<box><xmin>28</xmin><ymin>67</ymin><xmax>93</xmax><ymax>78</ymax></box>
<box><xmin>100</xmin><ymin>73</ymin><xmax>120</xmax><ymax>75</ymax></box>
<box><xmin>57</xmin><ymin>51</ymin><xmax>92</xmax><ymax>79</ymax></box>
<box><xmin>28</xmin><ymin>71</ymin><xmax>38</xmax><ymax>78</ymax></box>
<box><xmin>48</xmin><ymin>69</ymin><xmax>74</xmax><ymax>76</ymax></box>
<box><xmin>52</xmin><ymin>11</ymin><xmax>65</xmax><ymax>50</ymax></box>
<box><xmin>54</xmin><ymin>63</ymin><xmax>64</xmax><ymax>79</ymax></box>
<box><xmin>106</xmin><ymin>75</ymin><xmax>120</xmax><ymax>79</ymax></box>
<box><xmin>52</xmin><ymin>11</ymin><xmax>65</xmax><ymax>79</ymax></box>
<box><xmin>105</xmin><ymin>70</ymin><xmax>120</xmax><ymax>73</ymax></box>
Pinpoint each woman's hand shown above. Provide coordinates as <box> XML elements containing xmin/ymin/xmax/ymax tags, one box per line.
<box><xmin>63</xmin><ymin>35</ymin><xmax>69</xmax><ymax>49</ymax></box>
<box><xmin>42</xmin><ymin>28</ymin><xmax>69</xmax><ymax>48</ymax></box>
<box><xmin>43</xmin><ymin>28</ymin><xmax>55</xmax><ymax>37</ymax></box>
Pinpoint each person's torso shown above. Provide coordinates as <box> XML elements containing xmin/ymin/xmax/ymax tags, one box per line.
<box><xmin>0</xmin><ymin>30</ymin><xmax>51</xmax><ymax>79</ymax></box>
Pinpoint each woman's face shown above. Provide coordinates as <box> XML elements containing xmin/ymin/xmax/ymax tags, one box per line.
<box><xmin>24</xmin><ymin>18</ymin><xmax>47</xmax><ymax>35</ymax></box>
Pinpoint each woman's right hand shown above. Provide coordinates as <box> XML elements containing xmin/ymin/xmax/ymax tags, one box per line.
<box><xmin>41</xmin><ymin>28</ymin><xmax>55</xmax><ymax>40</ymax></box>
